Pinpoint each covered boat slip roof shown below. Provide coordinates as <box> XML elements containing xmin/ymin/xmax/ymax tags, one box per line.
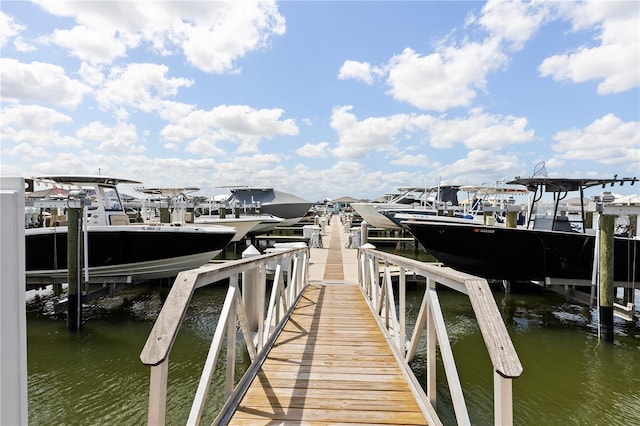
<box><xmin>508</xmin><ymin>176</ymin><xmax>638</xmax><ymax>193</ymax></box>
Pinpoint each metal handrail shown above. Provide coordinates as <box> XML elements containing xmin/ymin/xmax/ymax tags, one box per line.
<box><xmin>358</xmin><ymin>246</ymin><xmax>523</xmax><ymax>425</ymax></box>
<box><xmin>139</xmin><ymin>246</ymin><xmax>310</xmax><ymax>425</ymax></box>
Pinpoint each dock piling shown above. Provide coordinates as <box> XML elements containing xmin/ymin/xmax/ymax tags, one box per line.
<box><xmin>67</xmin><ymin>207</ymin><xmax>82</xmax><ymax>331</ymax></box>
<box><xmin>598</xmin><ymin>214</ymin><xmax>615</xmax><ymax>342</ymax></box>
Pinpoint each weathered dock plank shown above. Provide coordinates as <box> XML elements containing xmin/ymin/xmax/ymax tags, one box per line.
<box><xmin>227</xmin><ymin>221</ymin><xmax>429</xmax><ymax>425</ymax></box>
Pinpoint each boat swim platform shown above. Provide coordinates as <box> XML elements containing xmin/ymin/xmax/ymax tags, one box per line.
<box><xmin>225</xmin><ymin>219</ymin><xmax>434</xmax><ymax>424</ymax></box>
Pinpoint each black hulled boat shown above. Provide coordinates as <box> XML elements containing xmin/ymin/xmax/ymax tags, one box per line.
<box><xmin>402</xmin><ymin>176</ymin><xmax>639</xmax><ymax>284</ymax></box>
<box><xmin>26</xmin><ymin>176</ymin><xmax>236</xmax><ymax>281</ymax></box>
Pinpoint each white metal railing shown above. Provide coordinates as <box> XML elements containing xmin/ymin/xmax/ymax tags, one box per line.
<box><xmin>139</xmin><ymin>246</ymin><xmax>310</xmax><ymax>425</ymax></box>
<box><xmin>358</xmin><ymin>245</ymin><xmax>523</xmax><ymax>426</ymax></box>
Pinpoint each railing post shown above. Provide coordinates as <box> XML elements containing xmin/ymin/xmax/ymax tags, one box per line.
<box><xmin>494</xmin><ymin>371</ymin><xmax>513</xmax><ymax>425</ymax></box>
<box><xmin>303</xmin><ymin>249</ymin><xmax>310</xmax><ymax>286</ymax></box>
<box><xmin>368</xmin><ymin>256</ymin><xmax>377</xmax><ymax>306</ymax></box>
<box><xmin>257</xmin><ymin>264</ymin><xmax>266</xmax><ymax>351</ymax></box>
<box><xmin>283</xmin><ymin>254</ymin><xmax>292</xmax><ymax>304</ymax></box>
<box><xmin>426</xmin><ymin>279</ymin><xmax>437</xmax><ymax>407</ymax></box>
<box><xmin>360</xmin><ymin>220</ymin><xmax>369</xmax><ymax>245</ymax></box>
<box><xmin>225</xmin><ymin>296</ymin><xmax>237</xmax><ymax>398</ymax></box>
<box><xmin>147</xmin><ymin>362</ymin><xmax>168</xmax><ymax>426</ymax></box>
<box><xmin>290</xmin><ymin>254</ymin><xmax>300</xmax><ymax>300</ymax></box>
<box><xmin>242</xmin><ymin>245</ymin><xmax>261</xmax><ymax>344</ymax></box>
<box><xmin>295</xmin><ymin>252</ymin><xmax>303</xmax><ymax>294</ymax></box>
<box><xmin>399</xmin><ymin>266</ymin><xmax>406</xmax><ymax>356</ymax></box>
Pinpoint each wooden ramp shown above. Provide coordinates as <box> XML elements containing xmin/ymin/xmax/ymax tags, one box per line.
<box><xmin>227</xmin><ymin>221</ymin><xmax>430</xmax><ymax>425</ymax></box>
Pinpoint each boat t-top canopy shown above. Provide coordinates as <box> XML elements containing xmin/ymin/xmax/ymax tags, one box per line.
<box><xmin>507</xmin><ymin>176</ymin><xmax>638</xmax><ymax>231</ymax></box>
<box><xmin>459</xmin><ymin>185</ymin><xmax>529</xmax><ymax>195</ymax></box>
<box><xmin>136</xmin><ymin>187</ymin><xmax>200</xmax><ymax>196</ymax></box>
<box><xmin>32</xmin><ymin>175</ymin><xmax>142</xmax><ymax>186</ymax></box>
<box><xmin>507</xmin><ymin>176</ymin><xmax>638</xmax><ymax>193</ymax></box>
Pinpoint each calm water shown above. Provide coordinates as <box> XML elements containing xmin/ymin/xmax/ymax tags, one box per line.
<box><xmin>26</xmin><ymin>248</ymin><xmax>640</xmax><ymax>425</ymax></box>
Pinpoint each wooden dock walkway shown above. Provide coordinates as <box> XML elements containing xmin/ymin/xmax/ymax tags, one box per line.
<box><xmin>227</xmin><ymin>219</ymin><xmax>431</xmax><ymax>424</ymax></box>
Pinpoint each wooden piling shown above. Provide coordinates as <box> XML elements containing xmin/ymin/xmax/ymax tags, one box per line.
<box><xmin>629</xmin><ymin>214</ymin><xmax>637</xmax><ymax>238</ymax></box>
<box><xmin>506</xmin><ymin>211</ymin><xmax>518</xmax><ymax>228</ymax></box>
<box><xmin>598</xmin><ymin>214</ymin><xmax>615</xmax><ymax>342</ymax></box>
<box><xmin>623</xmin><ymin>215</ymin><xmax>636</xmax><ymax>308</ymax></box>
<box><xmin>584</xmin><ymin>212</ymin><xmax>593</xmax><ymax>231</ymax></box>
<box><xmin>160</xmin><ymin>208</ymin><xmax>170</xmax><ymax>223</ymax></box>
<box><xmin>483</xmin><ymin>211</ymin><xmax>493</xmax><ymax>226</ymax></box>
<box><xmin>67</xmin><ymin>208</ymin><xmax>82</xmax><ymax>331</ymax></box>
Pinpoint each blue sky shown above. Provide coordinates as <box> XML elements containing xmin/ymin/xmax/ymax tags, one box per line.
<box><xmin>1</xmin><ymin>1</ymin><xmax>639</xmax><ymax>202</ymax></box>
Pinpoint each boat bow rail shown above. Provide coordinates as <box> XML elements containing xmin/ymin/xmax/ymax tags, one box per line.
<box><xmin>358</xmin><ymin>245</ymin><xmax>523</xmax><ymax>425</ymax></box>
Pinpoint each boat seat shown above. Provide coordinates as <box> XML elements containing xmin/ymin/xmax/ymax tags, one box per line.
<box><xmin>110</xmin><ymin>215</ymin><xmax>130</xmax><ymax>225</ymax></box>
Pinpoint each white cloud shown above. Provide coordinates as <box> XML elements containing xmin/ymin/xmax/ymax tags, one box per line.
<box><xmin>0</xmin><ymin>58</ymin><xmax>91</xmax><ymax>109</ymax></box>
<box><xmin>33</xmin><ymin>1</ymin><xmax>285</xmax><ymax>72</ymax></box>
<box><xmin>293</xmin><ymin>160</ymin><xmax>383</xmax><ymax>199</ymax></box>
<box><xmin>28</xmin><ymin>153</ymin><xmax>95</xmax><ymax>176</ymax></box>
<box><xmin>538</xmin><ymin>1</ymin><xmax>640</xmax><ymax>94</ymax></box>
<box><xmin>78</xmin><ymin>62</ymin><xmax>105</xmax><ymax>87</ymax></box>
<box><xmin>161</xmin><ymin>104</ymin><xmax>298</xmax><ymax>155</ymax></box>
<box><xmin>12</xmin><ymin>36</ymin><xmax>37</xmax><ymax>52</ymax></box>
<box><xmin>346</xmin><ymin>0</ymin><xmax>551</xmax><ymax>112</ymax></box>
<box><xmin>385</xmin><ymin>41</ymin><xmax>507</xmax><ymax>111</ymax></box>
<box><xmin>1</xmin><ymin>104</ymin><xmax>83</xmax><ymax>158</ymax></box>
<box><xmin>429</xmin><ymin>108</ymin><xmax>535</xmax><ymax>150</ymax></box>
<box><xmin>95</xmin><ymin>63</ymin><xmax>193</xmax><ymax>112</ymax></box>
<box><xmin>185</xmin><ymin>138</ymin><xmax>227</xmax><ymax>156</ymax></box>
<box><xmin>5</xmin><ymin>143</ymin><xmax>50</xmax><ymax>159</ymax></box>
<box><xmin>338</xmin><ymin>60</ymin><xmax>377</xmax><ymax>84</ymax></box>
<box><xmin>552</xmin><ymin>113</ymin><xmax>640</xmax><ymax>166</ymax></box>
<box><xmin>156</xmin><ymin>100</ymin><xmax>196</xmax><ymax>122</ymax></box>
<box><xmin>76</xmin><ymin>120</ymin><xmax>145</xmax><ymax>154</ymax></box>
<box><xmin>0</xmin><ymin>11</ymin><xmax>24</xmax><ymax>47</ymax></box>
<box><xmin>474</xmin><ymin>0</ymin><xmax>550</xmax><ymax>50</ymax></box>
<box><xmin>0</xmin><ymin>104</ymin><xmax>84</xmax><ymax>153</ymax></box>
<box><xmin>390</xmin><ymin>154</ymin><xmax>430</xmax><ymax>167</ymax></box>
<box><xmin>45</xmin><ymin>24</ymin><xmax>137</xmax><ymax>65</ymax></box>
<box><xmin>236</xmin><ymin>153</ymin><xmax>281</xmax><ymax>168</ymax></box>
<box><xmin>330</xmin><ymin>105</ymin><xmax>424</xmax><ymax>159</ymax></box>
<box><xmin>445</xmin><ymin>150</ymin><xmax>524</xmax><ymax>183</ymax></box>
<box><xmin>329</xmin><ymin>105</ymin><xmax>534</xmax><ymax>161</ymax></box>
<box><xmin>296</xmin><ymin>142</ymin><xmax>329</xmax><ymax>159</ymax></box>
<box><xmin>1</xmin><ymin>104</ymin><xmax>72</xmax><ymax>133</ymax></box>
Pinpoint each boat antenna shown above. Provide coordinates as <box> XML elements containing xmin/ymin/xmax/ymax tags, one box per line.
<box><xmin>532</xmin><ymin>161</ymin><xmax>547</xmax><ymax>177</ymax></box>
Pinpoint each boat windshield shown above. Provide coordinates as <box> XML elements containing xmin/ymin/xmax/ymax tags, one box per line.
<box><xmin>99</xmin><ymin>185</ymin><xmax>123</xmax><ymax>211</ymax></box>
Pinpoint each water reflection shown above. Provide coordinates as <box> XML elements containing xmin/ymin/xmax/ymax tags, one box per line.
<box><xmin>26</xmin><ymin>248</ymin><xmax>640</xmax><ymax>425</ymax></box>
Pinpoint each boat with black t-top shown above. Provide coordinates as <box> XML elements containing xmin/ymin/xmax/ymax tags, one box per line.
<box><xmin>402</xmin><ymin>176</ymin><xmax>639</xmax><ymax>284</ymax></box>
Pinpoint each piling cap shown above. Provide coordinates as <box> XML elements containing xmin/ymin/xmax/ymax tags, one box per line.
<box><xmin>242</xmin><ymin>245</ymin><xmax>261</xmax><ymax>258</ymax></box>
